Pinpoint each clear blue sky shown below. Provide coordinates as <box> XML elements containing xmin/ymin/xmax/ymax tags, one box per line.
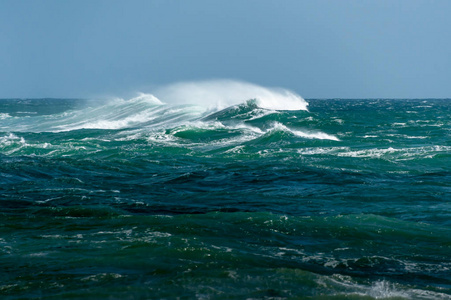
<box><xmin>1</xmin><ymin>0</ymin><xmax>450</xmax><ymax>99</ymax></box>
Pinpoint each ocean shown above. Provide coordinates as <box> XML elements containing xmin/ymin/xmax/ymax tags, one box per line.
<box><xmin>0</xmin><ymin>83</ymin><xmax>450</xmax><ymax>299</ymax></box>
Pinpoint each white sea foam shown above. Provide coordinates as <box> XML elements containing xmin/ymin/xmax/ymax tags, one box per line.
<box><xmin>333</xmin><ymin>118</ymin><xmax>344</xmax><ymax>124</ymax></box>
<box><xmin>320</xmin><ymin>274</ymin><xmax>446</xmax><ymax>299</ymax></box>
<box><xmin>271</xmin><ymin>122</ymin><xmax>340</xmax><ymax>141</ymax></box>
<box><xmin>17</xmin><ymin>111</ymin><xmax>37</xmax><ymax>114</ymax></box>
<box><xmin>363</xmin><ymin>280</ymin><xmax>409</xmax><ymax>299</ymax></box>
<box><xmin>223</xmin><ymin>145</ymin><xmax>246</xmax><ymax>154</ymax></box>
<box><xmin>405</xmin><ymin>135</ymin><xmax>429</xmax><ymax>139</ymax></box>
<box><xmin>337</xmin><ymin>146</ymin><xmax>451</xmax><ymax>160</ymax></box>
<box><xmin>0</xmin><ymin>113</ymin><xmax>11</xmax><ymax>119</ymax></box>
<box><xmin>171</xmin><ymin>123</ymin><xmax>261</xmax><ymax>149</ymax></box>
<box><xmin>248</xmin><ymin>109</ymin><xmax>279</xmax><ymax>121</ymax></box>
<box><xmin>0</xmin><ymin>133</ymin><xmax>25</xmax><ymax>146</ymax></box>
<box><xmin>297</xmin><ymin>147</ymin><xmax>351</xmax><ymax>155</ymax></box>
<box><xmin>81</xmin><ymin>273</ymin><xmax>123</xmax><ymax>282</ymax></box>
<box><xmin>0</xmin><ymin>133</ymin><xmax>26</xmax><ymax>154</ymax></box>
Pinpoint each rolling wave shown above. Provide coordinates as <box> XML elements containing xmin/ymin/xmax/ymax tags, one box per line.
<box><xmin>1</xmin><ymin>81</ymin><xmax>339</xmax><ymax>145</ymax></box>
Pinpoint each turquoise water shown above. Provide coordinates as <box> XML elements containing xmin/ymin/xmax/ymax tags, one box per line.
<box><xmin>0</xmin><ymin>89</ymin><xmax>450</xmax><ymax>299</ymax></box>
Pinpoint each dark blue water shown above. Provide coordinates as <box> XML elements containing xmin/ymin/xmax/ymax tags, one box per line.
<box><xmin>0</xmin><ymin>91</ymin><xmax>450</xmax><ymax>299</ymax></box>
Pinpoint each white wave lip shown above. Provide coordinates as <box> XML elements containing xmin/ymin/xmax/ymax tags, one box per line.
<box><xmin>153</xmin><ymin>80</ymin><xmax>309</xmax><ymax>111</ymax></box>
<box><xmin>272</xmin><ymin>122</ymin><xmax>340</xmax><ymax>141</ymax></box>
<box><xmin>0</xmin><ymin>113</ymin><xmax>12</xmax><ymax>120</ymax></box>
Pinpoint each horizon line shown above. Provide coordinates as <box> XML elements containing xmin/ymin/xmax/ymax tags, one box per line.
<box><xmin>0</xmin><ymin>97</ymin><xmax>450</xmax><ymax>100</ymax></box>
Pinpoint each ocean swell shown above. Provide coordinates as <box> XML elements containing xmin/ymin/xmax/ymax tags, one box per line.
<box><xmin>1</xmin><ymin>81</ymin><xmax>340</xmax><ymax>144</ymax></box>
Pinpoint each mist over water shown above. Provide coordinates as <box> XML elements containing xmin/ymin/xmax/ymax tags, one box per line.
<box><xmin>0</xmin><ymin>83</ymin><xmax>450</xmax><ymax>299</ymax></box>
<box><xmin>153</xmin><ymin>80</ymin><xmax>309</xmax><ymax>111</ymax></box>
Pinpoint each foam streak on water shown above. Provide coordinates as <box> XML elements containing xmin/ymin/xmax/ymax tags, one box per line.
<box><xmin>0</xmin><ymin>91</ymin><xmax>450</xmax><ymax>299</ymax></box>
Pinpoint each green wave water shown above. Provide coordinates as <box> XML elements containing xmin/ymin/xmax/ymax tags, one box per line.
<box><xmin>0</xmin><ymin>87</ymin><xmax>450</xmax><ymax>299</ymax></box>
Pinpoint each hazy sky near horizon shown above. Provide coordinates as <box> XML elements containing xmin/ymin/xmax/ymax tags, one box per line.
<box><xmin>1</xmin><ymin>0</ymin><xmax>450</xmax><ymax>99</ymax></box>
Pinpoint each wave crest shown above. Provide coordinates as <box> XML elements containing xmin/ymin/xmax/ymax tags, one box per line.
<box><xmin>153</xmin><ymin>80</ymin><xmax>308</xmax><ymax>111</ymax></box>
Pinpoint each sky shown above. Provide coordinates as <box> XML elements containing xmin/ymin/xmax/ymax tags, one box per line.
<box><xmin>1</xmin><ymin>0</ymin><xmax>450</xmax><ymax>99</ymax></box>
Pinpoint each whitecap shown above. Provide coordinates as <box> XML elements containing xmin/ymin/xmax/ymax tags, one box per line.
<box><xmin>271</xmin><ymin>122</ymin><xmax>340</xmax><ymax>141</ymax></box>
<box><xmin>0</xmin><ymin>113</ymin><xmax>12</xmax><ymax>119</ymax></box>
<box><xmin>153</xmin><ymin>80</ymin><xmax>309</xmax><ymax>111</ymax></box>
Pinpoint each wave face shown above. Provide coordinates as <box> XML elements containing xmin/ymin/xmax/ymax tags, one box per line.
<box><xmin>0</xmin><ymin>88</ymin><xmax>450</xmax><ymax>299</ymax></box>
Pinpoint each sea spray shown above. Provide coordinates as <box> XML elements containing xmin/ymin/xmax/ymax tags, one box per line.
<box><xmin>153</xmin><ymin>79</ymin><xmax>309</xmax><ymax>111</ymax></box>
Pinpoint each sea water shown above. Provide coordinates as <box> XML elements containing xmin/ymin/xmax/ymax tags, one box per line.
<box><xmin>0</xmin><ymin>82</ymin><xmax>450</xmax><ymax>299</ymax></box>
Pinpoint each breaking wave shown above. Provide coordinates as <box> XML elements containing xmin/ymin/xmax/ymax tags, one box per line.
<box><xmin>153</xmin><ymin>80</ymin><xmax>309</xmax><ymax>111</ymax></box>
<box><xmin>1</xmin><ymin>80</ymin><xmax>339</xmax><ymax>143</ymax></box>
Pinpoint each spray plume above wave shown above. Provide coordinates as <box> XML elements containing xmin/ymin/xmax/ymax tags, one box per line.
<box><xmin>152</xmin><ymin>80</ymin><xmax>309</xmax><ymax>111</ymax></box>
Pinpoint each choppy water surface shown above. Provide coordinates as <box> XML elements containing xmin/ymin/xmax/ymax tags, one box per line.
<box><xmin>0</xmin><ymin>85</ymin><xmax>450</xmax><ymax>299</ymax></box>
